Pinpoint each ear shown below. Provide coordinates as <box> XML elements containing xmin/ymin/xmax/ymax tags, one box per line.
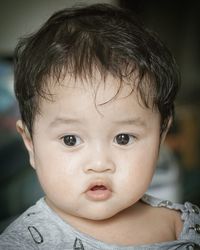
<box><xmin>160</xmin><ymin>117</ymin><xmax>173</xmax><ymax>144</ymax></box>
<box><xmin>16</xmin><ymin>120</ymin><xmax>36</xmax><ymax>169</ymax></box>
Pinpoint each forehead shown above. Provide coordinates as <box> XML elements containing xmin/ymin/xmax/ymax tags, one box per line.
<box><xmin>32</xmin><ymin>73</ymin><xmax>161</xmax><ymax>138</ymax></box>
<box><xmin>36</xmin><ymin>72</ymin><xmax>159</xmax><ymax>125</ymax></box>
<box><xmin>45</xmin><ymin>71</ymin><xmax>150</xmax><ymax>107</ymax></box>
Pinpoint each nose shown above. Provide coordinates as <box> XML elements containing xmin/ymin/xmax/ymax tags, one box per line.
<box><xmin>83</xmin><ymin>147</ymin><xmax>116</xmax><ymax>174</ymax></box>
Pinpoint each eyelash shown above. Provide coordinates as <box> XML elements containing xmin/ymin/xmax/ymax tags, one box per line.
<box><xmin>60</xmin><ymin>133</ymin><xmax>136</xmax><ymax>147</ymax></box>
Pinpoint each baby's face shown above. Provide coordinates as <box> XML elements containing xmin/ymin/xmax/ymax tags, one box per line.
<box><xmin>23</xmin><ymin>74</ymin><xmax>161</xmax><ymax>221</ymax></box>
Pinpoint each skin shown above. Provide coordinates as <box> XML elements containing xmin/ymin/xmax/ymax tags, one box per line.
<box><xmin>17</xmin><ymin>74</ymin><xmax>183</xmax><ymax>245</ymax></box>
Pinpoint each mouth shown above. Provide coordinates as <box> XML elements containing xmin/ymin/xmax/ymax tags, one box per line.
<box><xmin>90</xmin><ymin>185</ymin><xmax>108</xmax><ymax>191</ymax></box>
<box><xmin>85</xmin><ymin>181</ymin><xmax>112</xmax><ymax>201</ymax></box>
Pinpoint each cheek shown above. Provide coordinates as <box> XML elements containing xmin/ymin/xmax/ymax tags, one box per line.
<box><xmin>34</xmin><ymin>155</ymin><xmax>77</xmax><ymax>202</ymax></box>
<box><xmin>115</xmin><ymin>142</ymin><xmax>159</xmax><ymax>187</ymax></box>
<box><xmin>33</xmin><ymin>141</ymin><xmax>76</xmax><ymax>172</ymax></box>
<box><xmin>32</xmin><ymin>144</ymin><xmax>83</xmax><ymax>193</ymax></box>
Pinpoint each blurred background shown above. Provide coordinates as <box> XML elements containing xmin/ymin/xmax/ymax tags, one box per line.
<box><xmin>0</xmin><ymin>0</ymin><xmax>200</xmax><ymax>232</ymax></box>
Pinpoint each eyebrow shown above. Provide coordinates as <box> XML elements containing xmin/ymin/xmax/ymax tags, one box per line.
<box><xmin>49</xmin><ymin>117</ymin><xmax>83</xmax><ymax>128</ymax></box>
<box><xmin>112</xmin><ymin>118</ymin><xmax>147</xmax><ymax>127</ymax></box>
<box><xmin>49</xmin><ymin>117</ymin><xmax>147</xmax><ymax>128</ymax></box>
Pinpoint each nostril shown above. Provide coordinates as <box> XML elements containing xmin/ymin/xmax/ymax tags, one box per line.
<box><xmin>83</xmin><ymin>160</ymin><xmax>116</xmax><ymax>174</ymax></box>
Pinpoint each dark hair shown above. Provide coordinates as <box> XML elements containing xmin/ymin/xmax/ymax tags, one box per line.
<box><xmin>14</xmin><ymin>3</ymin><xmax>180</xmax><ymax>136</ymax></box>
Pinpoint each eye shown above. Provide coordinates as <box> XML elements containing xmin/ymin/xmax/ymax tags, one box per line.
<box><xmin>114</xmin><ymin>133</ymin><xmax>135</xmax><ymax>145</ymax></box>
<box><xmin>61</xmin><ymin>135</ymin><xmax>82</xmax><ymax>147</ymax></box>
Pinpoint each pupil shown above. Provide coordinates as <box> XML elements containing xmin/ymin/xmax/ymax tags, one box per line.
<box><xmin>64</xmin><ymin>135</ymin><xmax>76</xmax><ymax>146</ymax></box>
<box><xmin>116</xmin><ymin>134</ymin><xmax>129</xmax><ymax>145</ymax></box>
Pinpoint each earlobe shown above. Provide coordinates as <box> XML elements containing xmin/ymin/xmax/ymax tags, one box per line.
<box><xmin>16</xmin><ymin>120</ymin><xmax>36</xmax><ymax>169</ymax></box>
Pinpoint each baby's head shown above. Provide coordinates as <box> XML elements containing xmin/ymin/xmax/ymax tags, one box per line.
<box><xmin>14</xmin><ymin>4</ymin><xmax>180</xmax><ymax>220</ymax></box>
<box><xmin>15</xmin><ymin>3</ymin><xmax>179</xmax><ymax>137</ymax></box>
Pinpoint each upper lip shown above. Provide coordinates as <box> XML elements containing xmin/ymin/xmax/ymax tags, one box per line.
<box><xmin>85</xmin><ymin>179</ymin><xmax>112</xmax><ymax>192</ymax></box>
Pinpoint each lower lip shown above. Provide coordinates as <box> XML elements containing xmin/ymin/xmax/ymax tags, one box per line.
<box><xmin>86</xmin><ymin>189</ymin><xmax>112</xmax><ymax>201</ymax></box>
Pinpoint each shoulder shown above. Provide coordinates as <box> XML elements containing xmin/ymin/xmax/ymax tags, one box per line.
<box><xmin>141</xmin><ymin>194</ymin><xmax>200</xmax><ymax>247</ymax></box>
<box><xmin>0</xmin><ymin>198</ymin><xmax>46</xmax><ymax>249</ymax></box>
<box><xmin>0</xmin><ymin>198</ymin><xmax>77</xmax><ymax>249</ymax></box>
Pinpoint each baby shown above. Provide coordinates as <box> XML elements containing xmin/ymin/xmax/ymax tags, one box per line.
<box><xmin>0</xmin><ymin>4</ymin><xmax>200</xmax><ymax>249</ymax></box>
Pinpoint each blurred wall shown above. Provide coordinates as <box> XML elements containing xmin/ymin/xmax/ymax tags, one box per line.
<box><xmin>120</xmin><ymin>0</ymin><xmax>200</xmax><ymax>101</ymax></box>
<box><xmin>0</xmin><ymin>0</ymin><xmax>118</xmax><ymax>56</ymax></box>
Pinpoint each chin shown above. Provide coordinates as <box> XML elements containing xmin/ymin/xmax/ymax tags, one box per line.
<box><xmin>82</xmin><ymin>208</ymin><xmax>121</xmax><ymax>221</ymax></box>
<box><xmin>89</xmin><ymin>214</ymin><xmax>112</xmax><ymax>221</ymax></box>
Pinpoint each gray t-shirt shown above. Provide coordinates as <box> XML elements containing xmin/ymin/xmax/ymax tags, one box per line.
<box><xmin>0</xmin><ymin>194</ymin><xmax>200</xmax><ymax>249</ymax></box>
